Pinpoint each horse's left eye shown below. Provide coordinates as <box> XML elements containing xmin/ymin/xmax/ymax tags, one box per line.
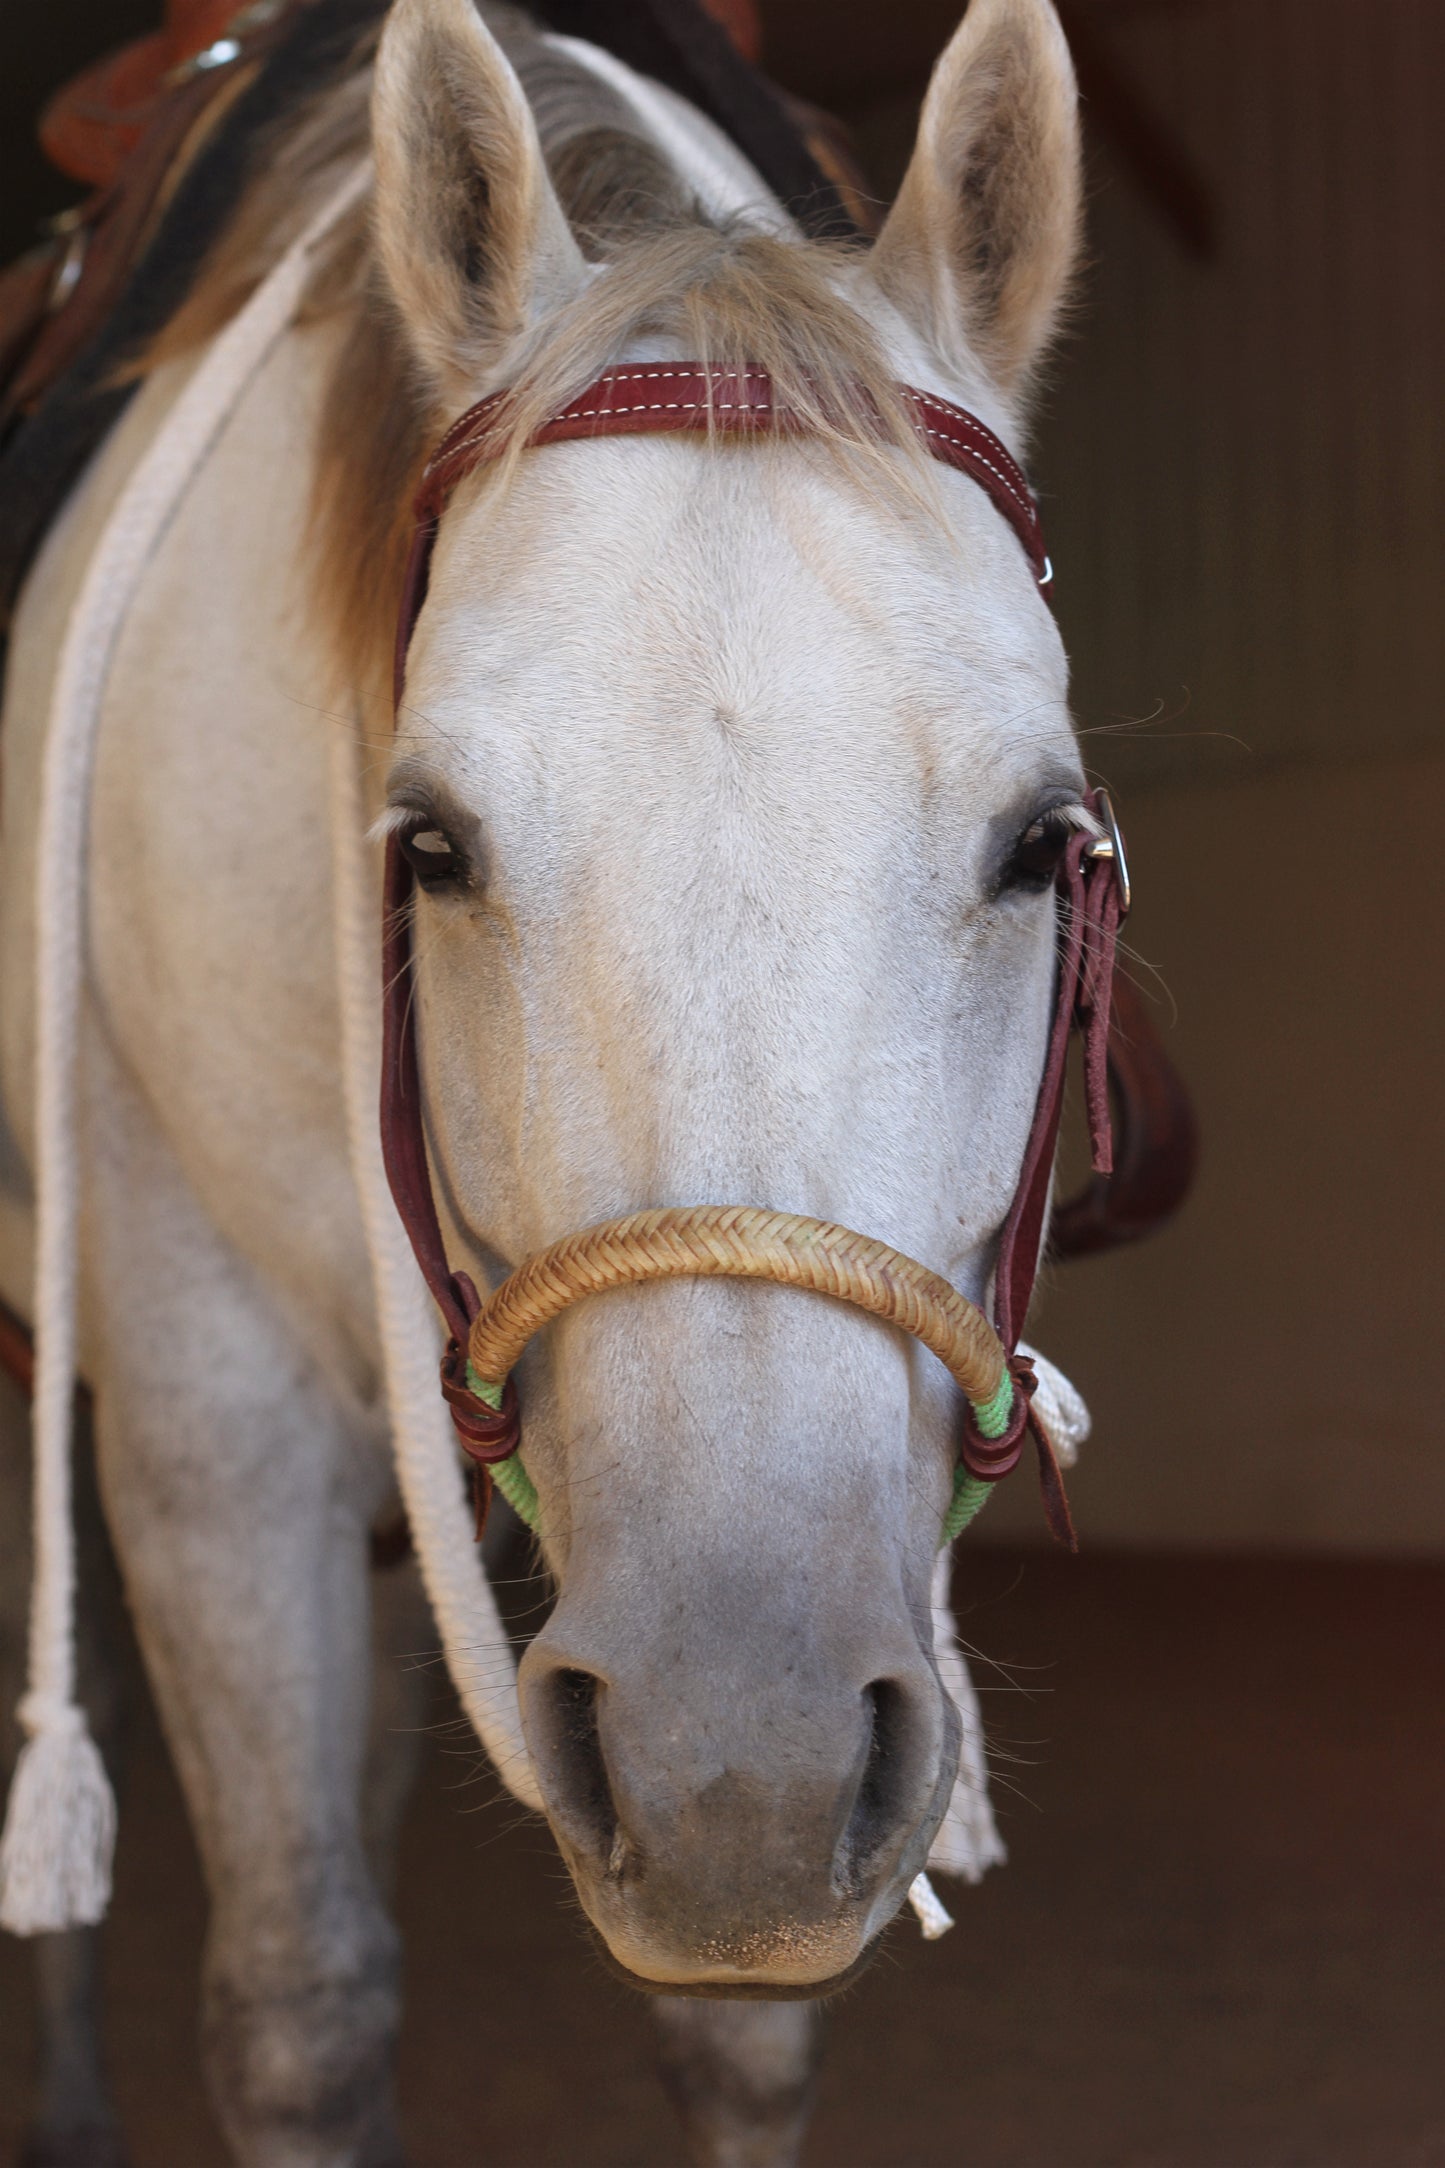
<box><xmin>1001</xmin><ymin>808</ymin><xmax>1073</xmax><ymax>894</ymax></box>
<box><xmin>399</xmin><ymin>824</ymin><xmax>465</xmax><ymax>889</ymax></box>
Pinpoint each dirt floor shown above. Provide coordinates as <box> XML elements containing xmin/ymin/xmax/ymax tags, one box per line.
<box><xmin>2</xmin><ymin>1551</ymin><xmax>1441</xmax><ymax>2168</ymax></box>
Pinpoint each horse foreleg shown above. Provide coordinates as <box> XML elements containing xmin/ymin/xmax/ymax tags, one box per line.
<box><xmin>23</xmin><ymin>1932</ymin><xmax>128</xmax><ymax>2168</ymax></box>
<box><xmin>86</xmin><ymin>1080</ymin><xmax>401</xmax><ymax>2168</ymax></box>
<box><xmin>652</xmin><ymin>1998</ymin><xmax>825</xmax><ymax>2168</ymax></box>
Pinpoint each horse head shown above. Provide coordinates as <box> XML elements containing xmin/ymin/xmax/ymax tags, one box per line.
<box><xmin>371</xmin><ymin>0</ymin><xmax>1083</xmax><ymax>1992</ymax></box>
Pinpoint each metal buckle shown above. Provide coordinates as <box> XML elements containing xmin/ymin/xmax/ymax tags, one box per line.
<box><xmin>41</xmin><ymin>208</ymin><xmax>89</xmax><ymax>314</ymax></box>
<box><xmin>165</xmin><ymin>37</ymin><xmax>242</xmax><ymax>83</ymax></box>
<box><xmin>1085</xmin><ymin>786</ymin><xmax>1131</xmax><ymax>916</ymax></box>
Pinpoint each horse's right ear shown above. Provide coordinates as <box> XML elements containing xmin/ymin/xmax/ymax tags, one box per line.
<box><xmin>372</xmin><ymin>0</ymin><xmax>586</xmax><ymax>405</ymax></box>
<box><xmin>861</xmin><ymin>0</ymin><xmax>1081</xmax><ymax>401</ymax></box>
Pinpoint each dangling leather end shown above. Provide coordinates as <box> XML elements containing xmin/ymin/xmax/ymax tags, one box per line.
<box><xmin>471</xmin><ymin>1464</ymin><xmax>493</xmax><ymax>1544</ymax></box>
<box><xmin>1077</xmin><ymin>838</ymin><xmax>1123</xmax><ymax>1180</ymax></box>
<box><xmin>1078</xmin><ymin>942</ymin><xmax>1117</xmax><ymax>1181</ymax></box>
<box><xmin>1031</xmin><ymin>1408</ymin><xmax>1078</xmax><ymax>1552</ymax></box>
<box><xmin>1084</xmin><ymin>1015</ymin><xmax>1115</xmax><ymax>1180</ymax></box>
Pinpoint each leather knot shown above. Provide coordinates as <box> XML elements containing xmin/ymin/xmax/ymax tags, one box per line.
<box><xmin>954</xmin><ymin>1349</ymin><xmax>1073</xmax><ymax>1547</ymax></box>
<box><xmin>438</xmin><ymin>1345</ymin><xmax>521</xmax><ymax>1466</ymax></box>
<box><xmin>959</xmin><ymin>1350</ymin><xmax>1038</xmax><ymax>1480</ymax></box>
<box><xmin>1008</xmin><ymin>1349</ymin><xmax>1039</xmax><ymax>1397</ymax></box>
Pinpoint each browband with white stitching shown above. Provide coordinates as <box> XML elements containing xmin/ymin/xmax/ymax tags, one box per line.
<box><xmin>410</xmin><ymin>364</ymin><xmax>1051</xmax><ymax>589</ymax></box>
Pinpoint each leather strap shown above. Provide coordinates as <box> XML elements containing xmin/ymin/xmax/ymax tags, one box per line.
<box><xmin>993</xmin><ymin>830</ymin><xmax>1116</xmax><ymax>1359</ymax></box>
<box><xmin>380</xmin><ymin>831</ymin><xmax>473</xmax><ymax>1351</ymax></box>
<box><xmin>953</xmin><ymin>819</ymin><xmax>1121</xmax><ymax>1544</ymax></box>
<box><xmin>1050</xmin><ymin>969</ymin><xmax>1198</xmax><ymax>1256</ymax></box>
<box><xmin>412</xmin><ymin>366</ymin><xmax>1050</xmax><ymax>588</ymax></box>
<box><xmin>381</xmin><ymin>834</ymin><xmax>520</xmax><ymax>1491</ymax></box>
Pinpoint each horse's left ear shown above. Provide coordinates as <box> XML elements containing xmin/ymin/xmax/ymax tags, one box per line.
<box><xmin>371</xmin><ymin>0</ymin><xmax>586</xmax><ymax>404</ymax></box>
<box><xmin>862</xmin><ymin>0</ymin><xmax>1082</xmax><ymax>398</ymax></box>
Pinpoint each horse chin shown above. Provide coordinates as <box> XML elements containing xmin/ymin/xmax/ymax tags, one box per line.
<box><xmin>564</xmin><ymin>1858</ymin><xmax>921</xmax><ymax>2001</ymax></box>
<box><xmin>589</xmin><ymin>1927</ymin><xmax>886</xmax><ymax>2002</ymax></box>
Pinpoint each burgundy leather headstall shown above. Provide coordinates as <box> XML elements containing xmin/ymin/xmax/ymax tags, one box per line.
<box><xmin>381</xmin><ymin>364</ymin><xmax>1196</xmax><ymax>1540</ymax></box>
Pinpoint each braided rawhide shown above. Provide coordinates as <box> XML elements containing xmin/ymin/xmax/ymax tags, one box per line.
<box><xmin>463</xmin><ymin>1208</ymin><xmax>1018</xmax><ymax>1539</ymax></box>
<box><xmin>469</xmin><ymin>1206</ymin><xmax>1004</xmax><ymax>1400</ymax></box>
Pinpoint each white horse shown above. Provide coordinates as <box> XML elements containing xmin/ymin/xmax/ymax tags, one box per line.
<box><xmin>0</xmin><ymin>0</ymin><xmax>1084</xmax><ymax>2157</ymax></box>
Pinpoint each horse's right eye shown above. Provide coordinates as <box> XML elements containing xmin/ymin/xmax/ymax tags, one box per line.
<box><xmin>399</xmin><ymin>824</ymin><xmax>465</xmax><ymax>889</ymax></box>
<box><xmin>1000</xmin><ymin>807</ymin><xmax>1073</xmax><ymax>895</ymax></box>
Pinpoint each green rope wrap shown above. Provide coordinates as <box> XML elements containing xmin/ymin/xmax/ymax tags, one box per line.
<box><xmin>938</xmin><ymin>1368</ymin><xmax>1016</xmax><ymax>1543</ymax></box>
<box><xmin>491</xmin><ymin>1452</ymin><xmax>540</xmax><ymax>1529</ymax></box>
<box><xmin>969</xmin><ymin>1367</ymin><xmax>1014</xmax><ymax>1440</ymax></box>
<box><xmin>942</xmin><ymin>1467</ymin><xmax>993</xmax><ymax>1543</ymax></box>
<box><xmin>464</xmin><ymin>1366</ymin><xmax>1014</xmax><ymax>1543</ymax></box>
<box><xmin>936</xmin><ymin>1367</ymin><xmax>1018</xmax><ymax>1542</ymax></box>
<box><xmin>467</xmin><ymin>1366</ymin><xmax>506</xmax><ymax>1414</ymax></box>
<box><xmin>466</xmin><ymin>1365</ymin><xmax>540</xmax><ymax>1530</ymax></box>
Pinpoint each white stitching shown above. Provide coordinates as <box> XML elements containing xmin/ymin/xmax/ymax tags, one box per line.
<box><xmin>561</xmin><ymin>396</ymin><xmax>748</xmax><ymax>421</ymax></box>
<box><xmin>425</xmin><ymin>370</ymin><xmax>773</xmax><ymax>478</ymax></box>
<box><xmin>425</xmin><ymin>371</ymin><xmax>1045</xmax><ymax>576</ymax></box>
<box><xmin>557</xmin><ymin>367</ymin><xmax>768</xmax><ymax>386</ymax></box>
<box><xmin>917</xmin><ymin>425</ymin><xmax>1033</xmax><ymax>521</ymax></box>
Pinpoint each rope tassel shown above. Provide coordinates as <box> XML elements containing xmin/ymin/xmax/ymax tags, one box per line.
<box><xmin>0</xmin><ymin>1695</ymin><xmax>115</xmax><ymax>1935</ymax></box>
<box><xmin>907</xmin><ymin>1872</ymin><xmax>955</xmax><ymax>1939</ymax></box>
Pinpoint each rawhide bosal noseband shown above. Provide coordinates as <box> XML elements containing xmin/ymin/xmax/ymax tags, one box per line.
<box><xmin>381</xmin><ymin>365</ymin><xmax>1195</xmax><ymax>1548</ymax></box>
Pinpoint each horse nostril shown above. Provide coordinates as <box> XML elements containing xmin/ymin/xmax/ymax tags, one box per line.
<box><xmin>529</xmin><ymin>1665</ymin><xmax>621</xmax><ymax>1871</ymax></box>
<box><xmin>835</xmin><ymin>1678</ymin><xmax>918</xmax><ymax>1893</ymax></box>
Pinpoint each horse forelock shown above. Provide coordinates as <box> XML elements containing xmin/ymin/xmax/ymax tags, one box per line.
<box><xmin>140</xmin><ymin>11</ymin><xmax>935</xmax><ymax>704</ymax></box>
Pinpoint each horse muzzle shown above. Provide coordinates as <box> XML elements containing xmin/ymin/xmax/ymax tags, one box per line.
<box><xmin>520</xmin><ymin>1602</ymin><xmax>957</xmax><ymax>1992</ymax></box>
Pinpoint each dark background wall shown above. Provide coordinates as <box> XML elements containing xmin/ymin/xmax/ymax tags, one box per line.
<box><xmin>3</xmin><ymin>0</ymin><xmax>1440</xmax><ymax>1549</ymax></box>
<box><xmin>0</xmin><ymin>1</ymin><xmax>154</xmax><ymax>262</ymax></box>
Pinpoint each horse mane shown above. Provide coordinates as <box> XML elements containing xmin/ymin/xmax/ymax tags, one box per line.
<box><xmin>145</xmin><ymin>12</ymin><xmax>924</xmax><ymax>699</ymax></box>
